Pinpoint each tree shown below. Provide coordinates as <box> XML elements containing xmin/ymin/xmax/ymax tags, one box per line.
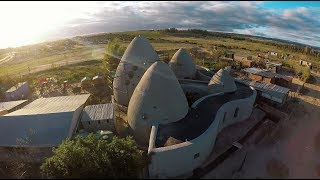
<box><xmin>304</xmin><ymin>46</ymin><xmax>311</xmax><ymax>55</ymax></box>
<box><xmin>103</xmin><ymin>38</ymin><xmax>125</xmax><ymax>88</ymax></box>
<box><xmin>300</xmin><ymin>66</ymin><xmax>311</xmax><ymax>82</ymax></box>
<box><xmin>40</xmin><ymin>134</ymin><xmax>146</xmax><ymax>179</ymax></box>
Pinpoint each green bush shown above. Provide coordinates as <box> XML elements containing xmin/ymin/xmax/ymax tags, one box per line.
<box><xmin>301</xmin><ymin>66</ymin><xmax>311</xmax><ymax>82</ymax></box>
<box><xmin>40</xmin><ymin>134</ymin><xmax>146</xmax><ymax>179</ymax></box>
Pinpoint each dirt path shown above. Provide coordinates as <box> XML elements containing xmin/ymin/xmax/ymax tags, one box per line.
<box><xmin>0</xmin><ymin>53</ymin><xmax>14</xmax><ymax>65</ymax></box>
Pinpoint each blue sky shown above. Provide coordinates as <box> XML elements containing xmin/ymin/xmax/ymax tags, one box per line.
<box><xmin>262</xmin><ymin>1</ymin><xmax>320</xmax><ymax>10</ymax></box>
<box><xmin>0</xmin><ymin>1</ymin><xmax>319</xmax><ymax>48</ymax></box>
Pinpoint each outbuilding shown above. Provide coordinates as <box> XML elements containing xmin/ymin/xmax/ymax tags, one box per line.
<box><xmin>5</xmin><ymin>82</ymin><xmax>31</xmax><ymax>101</ymax></box>
<box><xmin>80</xmin><ymin>103</ymin><xmax>115</xmax><ymax>132</ymax></box>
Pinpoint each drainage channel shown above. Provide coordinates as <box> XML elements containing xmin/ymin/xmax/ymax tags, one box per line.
<box><xmin>189</xmin><ymin>117</ymin><xmax>267</xmax><ymax>179</ymax></box>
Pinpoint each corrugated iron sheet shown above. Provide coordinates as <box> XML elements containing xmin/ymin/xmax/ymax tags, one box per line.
<box><xmin>81</xmin><ymin>103</ymin><xmax>114</xmax><ymax>122</ymax></box>
<box><xmin>8</xmin><ymin>94</ymin><xmax>90</xmax><ymax>115</ymax></box>
<box><xmin>235</xmin><ymin>77</ymin><xmax>290</xmax><ymax>97</ymax></box>
<box><xmin>0</xmin><ymin>100</ymin><xmax>27</xmax><ymax>112</ymax></box>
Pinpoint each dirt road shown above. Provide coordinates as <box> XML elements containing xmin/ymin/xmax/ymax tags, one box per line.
<box><xmin>0</xmin><ymin>52</ymin><xmax>15</xmax><ymax>65</ymax></box>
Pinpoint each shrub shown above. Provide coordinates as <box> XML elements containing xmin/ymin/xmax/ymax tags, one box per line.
<box><xmin>40</xmin><ymin>134</ymin><xmax>146</xmax><ymax>179</ymax></box>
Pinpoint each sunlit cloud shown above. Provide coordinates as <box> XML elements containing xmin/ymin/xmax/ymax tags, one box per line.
<box><xmin>0</xmin><ymin>1</ymin><xmax>319</xmax><ymax>48</ymax></box>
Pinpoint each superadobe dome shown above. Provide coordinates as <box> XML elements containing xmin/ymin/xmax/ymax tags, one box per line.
<box><xmin>127</xmin><ymin>61</ymin><xmax>189</xmax><ymax>145</ymax></box>
<box><xmin>208</xmin><ymin>66</ymin><xmax>237</xmax><ymax>93</ymax></box>
<box><xmin>113</xmin><ymin>35</ymin><xmax>160</xmax><ymax>107</ymax></box>
<box><xmin>169</xmin><ymin>48</ymin><xmax>197</xmax><ymax>79</ymax></box>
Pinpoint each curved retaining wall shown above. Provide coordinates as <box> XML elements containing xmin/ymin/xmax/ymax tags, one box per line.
<box><xmin>148</xmin><ymin>87</ymin><xmax>257</xmax><ymax>178</ymax></box>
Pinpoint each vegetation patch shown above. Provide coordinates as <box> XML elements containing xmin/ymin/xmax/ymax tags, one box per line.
<box><xmin>40</xmin><ymin>134</ymin><xmax>146</xmax><ymax>179</ymax></box>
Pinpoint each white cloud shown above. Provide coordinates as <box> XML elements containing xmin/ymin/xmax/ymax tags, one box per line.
<box><xmin>0</xmin><ymin>1</ymin><xmax>319</xmax><ymax>48</ymax></box>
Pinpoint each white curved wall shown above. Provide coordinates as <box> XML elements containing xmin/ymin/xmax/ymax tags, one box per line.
<box><xmin>148</xmin><ymin>87</ymin><xmax>257</xmax><ymax>178</ymax></box>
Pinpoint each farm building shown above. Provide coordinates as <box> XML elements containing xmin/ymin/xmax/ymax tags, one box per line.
<box><xmin>0</xmin><ymin>100</ymin><xmax>29</xmax><ymax>115</ymax></box>
<box><xmin>242</xmin><ymin>68</ymin><xmax>292</xmax><ymax>88</ymax></box>
<box><xmin>299</xmin><ymin>59</ymin><xmax>313</xmax><ymax>69</ymax></box>
<box><xmin>235</xmin><ymin>77</ymin><xmax>290</xmax><ymax>106</ymax></box>
<box><xmin>80</xmin><ymin>103</ymin><xmax>115</xmax><ymax>132</ymax></box>
<box><xmin>243</xmin><ymin>68</ymin><xmax>275</xmax><ymax>83</ymax></box>
<box><xmin>234</xmin><ymin>53</ymin><xmax>254</xmax><ymax>67</ymax></box>
<box><xmin>112</xmin><ymin>35</ymin><xmax>258</xmax><ymax>178</ymax></box>
<box><xmin>265</xmin><ymin>62</ymin><xmax>282</xmax><ymax>73</ymax></box>
<box><xmin>225</xmin><ymin>52</ymin><xmax>235</xmax><ymax>59</ymax></box>
<box><xmin>113</xmin><ymin>35</ymin><xmax>160</xmax><ymax>107</ymax></box>
<box><xmin>0</xmin><ymin>94</ymin><xmax>90</xmax><ymax>147</ymax></box>
<box><xmin>169</xmin><ymin>48</ymin><xmax>197</xmax><ymax>79</ymax></box>
<box><xmin>5</xmin><ymin>82</ymin><xmax>31</xmax><ymax>101</ymax></box>
<box><xmin>269</xmin><ymin>51</ymin><xmax>278</xmax><ymax>56</ymax></box>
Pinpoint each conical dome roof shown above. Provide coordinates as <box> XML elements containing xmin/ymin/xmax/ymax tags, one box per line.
<box><xmin>169</xmin><ymin>48</ymin><xmax>197</xmax><ymax>79</ymax></box>
<box><xmin>208</xmin><ymin>66</ymin><xmax>237</xmax><ymax>93</ymax></box>
<box><xmin>127</xmin><ymin>61</ymin><xmax>189</xmax><ymax>145</ymax></box>
<box><xmin>113</xmin><ymin>35</ymin><xmax>160</xmax><ymax>107</ymax></box>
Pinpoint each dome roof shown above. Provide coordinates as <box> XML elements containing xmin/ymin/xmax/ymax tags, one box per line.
<box><xmin>113</xmin><ymin>35</ymin><xmax>159</xmax><ymax>107</ymax></box>
<box><xmin>208</xmin><ymin>66</ymin><xmax>237</xmax><ymax>93</ymax></box>
<box><xmin>169</xmin><ymin>48</ymin><xmax>197</xmax><ymax>79</ymax></box>
<box><xmin>127</xmin><ymin>61</ymin><xmax>189</xmax><ymax>144</ymax></box>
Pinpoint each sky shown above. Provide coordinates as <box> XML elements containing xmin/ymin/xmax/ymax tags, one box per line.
<box><xmin>0</xmin><ymin>1</ymin><xmax>319</xmax><ymax>49</ymax></box>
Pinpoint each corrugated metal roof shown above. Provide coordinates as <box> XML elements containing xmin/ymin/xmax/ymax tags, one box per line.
<box><xmin>0</xmin><ymin>94</ymin><xmax>90</xmax><ymax>147</ymax></box>
<box><xmin>235</xmin><ymin>77</ymin><xmax>290</xmax><ymax>97</ymax></box>
<box><xmin>8</xmin><ymin>94</ymin><xmax>90</xmax><ymax>115</ymax></box>
<box><xmin>81</xmin><ymin>103</ymin><xmax>114</xmax><ymax>122</ymax></box>
<box><xmin>0</xmin><ymin>100</ymin><xmax>27</xmax><ymax>112</ymax></box>
<box><xmin>243</xmin><ymin>68</ymin><xmax>292</xmax><ymax>81</ymax></box>
<box><xmin>243</xmin><ymin>67</ymin><xmax>262</xmax><ymax>74</ymax></box>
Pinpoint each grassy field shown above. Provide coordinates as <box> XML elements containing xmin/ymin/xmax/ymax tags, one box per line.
<box><xmin>0</xmin><ymin>29</ymin><xmax>318</xmax><ymax>80</ymax></box>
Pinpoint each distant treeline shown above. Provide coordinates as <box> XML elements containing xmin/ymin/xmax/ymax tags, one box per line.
<box><xmin>161</xmin><ymin>28</ymin><xmax>320</xmax><ymax>58</ymax></box>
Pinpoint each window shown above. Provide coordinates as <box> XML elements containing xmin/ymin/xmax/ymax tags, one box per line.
<box><xmin>222</xmin><ymin>112</ymin><xmax>227</xmax><ymax>123</ymax></box>
<box><xmin>79</xmin><ymin>122</ymin><xmax>84</xmax><ymax>129</ymax></box>
<box><xmin>234</xmin><ymin>108</ymin><xmax>239</xmax><ymax>118</ymax></box>
<box><xmin>88</xmin><ymin>121</ymin><xmax>91</xmax><ymax>125</ymax></box>
<box><xmin>107</xmin><ymin>119</ymin><xmax>109</xmax><ymax>123</ymax></box>
<box><xmin>194</xmin><ymin>153</ymin><xmax>200</xmax><ymax>159</ymax></box>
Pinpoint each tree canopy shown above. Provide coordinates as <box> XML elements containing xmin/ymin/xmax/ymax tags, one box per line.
<box><xmin>40</xmin><ymin>134</ymin><xmax>146</xmax><ymax>179</ymax></box>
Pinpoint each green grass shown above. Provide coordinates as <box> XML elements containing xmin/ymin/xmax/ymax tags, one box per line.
<box><xmin>0</xmin><ymin>29</ymin><xmax>318</xmax><ymax>79</ymax></box>
<box><xmin>0</xmin><ymin>46</ymin><xmax>104</xmax><ymax>77</ymax></box>
<box><xmin>0</xmin><ymin>53</ymin><xmax>7</xmax><ymax>60</ymax></box>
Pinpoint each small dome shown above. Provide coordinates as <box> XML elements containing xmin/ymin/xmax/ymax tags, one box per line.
<box><xmin>127</xmin><ymin>61</ymin><xmax>189</xmax><ymax>145</ymax></box>
<box><xmin>113</xmin><ymin>35</ymin><xmax>159</xmax><ymax>107</ymax></box>
<box><xmin>169</xmin><ymin>48</ymin><xmax>197</xmax><ymax>79</ymax></box>
<box><xmin>208</xmin><ymin>66</ymin><xmax>237</xmax><ymax>93</ymax></box>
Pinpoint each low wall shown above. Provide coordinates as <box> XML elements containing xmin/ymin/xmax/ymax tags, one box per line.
<box><xmin>148</xmin><ymin>87</ymin><xmax>256</xmax><ymax>178</ymax></box>
<box><xmin>196</xmin><ymin>70</ymin><xmax>212</xmax><ymax>81</ymax></box>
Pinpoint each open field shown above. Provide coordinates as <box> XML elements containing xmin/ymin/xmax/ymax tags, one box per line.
<box><xmin>0</xmin><ymin>30</ymin><xmax>318</xmax><ymax>78</ymax></box>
